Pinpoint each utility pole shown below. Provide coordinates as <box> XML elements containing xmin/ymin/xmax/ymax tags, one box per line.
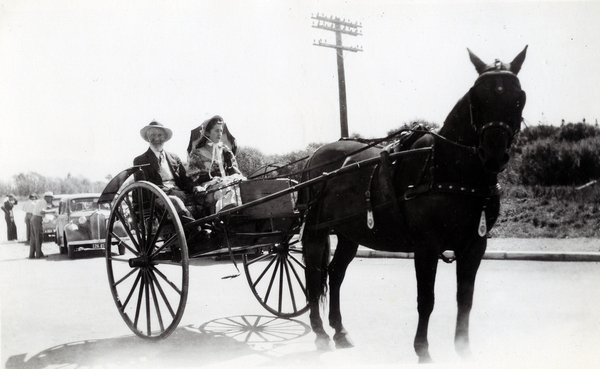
<box><xmin>312</xmin><ymin>13</ymin><xmax>362</xmax><ymax>138</ymax></box>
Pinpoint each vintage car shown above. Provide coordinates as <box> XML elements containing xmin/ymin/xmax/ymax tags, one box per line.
<box><xmin>42</xmin><ymin>195</ymin><xmax>62</xmax><ymax>242</ymax></box>
<box><xmin>56</xmin><ymin>193</ymin><xmax>127</xmax><ymax>258</ymax></box>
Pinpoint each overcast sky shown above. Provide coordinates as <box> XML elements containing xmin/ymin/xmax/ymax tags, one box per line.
<box><xmin>1</xmin><ymin>0</ymin><xmax>599</xmax><ymax>182</ymax></box>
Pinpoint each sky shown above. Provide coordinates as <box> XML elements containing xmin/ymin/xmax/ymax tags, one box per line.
<box><xmin>1</xmin><ymin>0</ymin><xmax>599</xmax><ymax>182</ymax></box>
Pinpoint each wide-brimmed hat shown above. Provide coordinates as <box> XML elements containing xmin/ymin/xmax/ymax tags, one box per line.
<box><xmin>43</xmin><ymin>191</ymin><xmax>54</xmax><ymax>198</ymax></box>
<box><xmin>140</xmin><ymin>121</ymin><xmax>173</xmax><ymax>142</ymax></box>
<box><xmin>29</xmin><ymin>194</ymin><xmax>37</xmax><ymax>200</ymax></box>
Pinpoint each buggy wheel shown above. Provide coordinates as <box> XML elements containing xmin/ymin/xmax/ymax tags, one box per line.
<box><xmin>242</xmin><ymin>237</ymin><xmax>308</xmax><ymax>318</ymax></box>
<box><xmin>105</xmin><ymin>181</ymin><xmax>189</xmax><ymax>340</ymax></box>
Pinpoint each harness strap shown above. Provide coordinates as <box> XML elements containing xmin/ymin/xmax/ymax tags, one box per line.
<box><xmin>431</xmin><ymin>183</ymin><xmax>500</xmax><ymax>197</ymax></box>
<box><xmin>378</xmin><ymin>150</ymin><xmax>403</xmax><ymax>226</ymax></box>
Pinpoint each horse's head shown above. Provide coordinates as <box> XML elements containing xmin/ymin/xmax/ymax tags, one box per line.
<box><xmin>467</xmin><ymin>46</ymin><xmax>527</xmax><ymax>173</ymax></box>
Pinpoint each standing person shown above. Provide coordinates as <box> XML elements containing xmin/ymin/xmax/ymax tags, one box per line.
<box><xmin>30</xmin><ymin>191</ymin><xmax>53</xmax><ymax>259</ymax></box>
<box><xmin>133</xmin><ymin>120</ymin><xmax>193</xmax><ymax>219</ymax></box>
<box><xmin>2</xmin><ymin>194</ymin><xmax>18</xmax><ymax>241</ymax></box>
<box><xmin>22</xmin><ymin>194</ymin><xmax>37</xmax><ymax>245</ymax></box>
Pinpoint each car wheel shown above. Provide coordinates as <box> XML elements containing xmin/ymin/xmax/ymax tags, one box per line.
<box><xmin>66</xmin><ymin>237</ymin><xmax>75</xmax><ymax>259</ymax></box>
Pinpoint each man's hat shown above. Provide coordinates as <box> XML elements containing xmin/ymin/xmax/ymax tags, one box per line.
<box><xmin>29</xmin><ymin>194</ymin><xmax>36</xmax><ymax>200</ymax></box>
<box><xmin>140</xmin><ymin>121</ymin><xmax>173</xmax><ymax>142</ymax></box>
<box><xmin>44</xmin><ymin>191</ymin><xmax>53</xmax><ymax>197</ymax></box>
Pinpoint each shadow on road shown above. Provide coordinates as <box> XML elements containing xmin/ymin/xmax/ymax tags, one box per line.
<box><xmin>5</xmin><ymin>315</ymin><xmax>311</xmax><ymax>369</ymax></box>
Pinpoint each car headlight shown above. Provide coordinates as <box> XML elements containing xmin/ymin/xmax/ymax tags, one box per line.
<box><xmin>78</xmin><ymin>216</ymin><xmax>87</xmax><ymax>225</ymax></box>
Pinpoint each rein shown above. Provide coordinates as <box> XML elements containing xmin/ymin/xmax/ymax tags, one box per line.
<box><xmin>257</xmin><ymin>130</ymin><xmax>410</xmax><ymax>181</ymax></box>
<box><xmin>411</xmin><ymin>129</ymin><xmax>477</xmax><ymax>155</ymax></box>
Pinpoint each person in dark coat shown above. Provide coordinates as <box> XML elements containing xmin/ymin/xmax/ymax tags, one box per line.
<box><xmin>2</xmin><ymin>194</ymin><xmax>18</xmax><ymax>241</ymax></box>
<box><xmin>133</xmin><ymin>120</ymin><xmax>193</xmax><ymax>218</ymax></box>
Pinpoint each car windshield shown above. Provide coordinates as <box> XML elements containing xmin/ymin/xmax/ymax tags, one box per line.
<box><xmin>69</xmin><ymin>198</ymin><xmax>110</xmax><ymax>212</ymax></box>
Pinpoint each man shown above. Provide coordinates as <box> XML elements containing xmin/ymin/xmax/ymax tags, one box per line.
<box><xmin>22</xmin><ymin>194</ymin><xmax>37</xmax><ymax>245</ymax></box>
<box><xmin>2</xmin><ymin>194</ymin><xmax>18</xmax><ymax>241</ymax></box>
<box><xmin>133</xmin><ymin>121</ymin><xmax>193</xmax><ymax>219</ymax></box>
<box><xmin>30</xmin><ymin>191</ymin><xmax>52</xmax><ymax>258</ymax></box>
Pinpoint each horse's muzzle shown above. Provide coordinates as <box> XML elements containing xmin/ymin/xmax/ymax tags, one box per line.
<box><xmin>479</xmin><ymin>147</ymin><xmax>510</xmax><ymax>173</ymax></box>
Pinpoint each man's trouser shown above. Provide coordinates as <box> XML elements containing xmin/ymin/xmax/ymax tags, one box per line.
<box><xmin>30</xmin><ymin>215</ymin><xmax>43</xmax><ymax>258</ymax></box>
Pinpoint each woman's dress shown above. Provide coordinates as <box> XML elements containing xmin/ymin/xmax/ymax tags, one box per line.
<box><xmin>187</xmin><ymin>142</ymin><xmax>244</xmax><ymax>213</ymax></box>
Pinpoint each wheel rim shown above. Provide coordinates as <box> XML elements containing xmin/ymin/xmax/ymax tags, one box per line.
<box><xmin>105</xmin><ymin>181</ymin><xmax>189</xmax><ymax>340</ymax></box>
<box><xmin>242</xmin><ymin>237</ymin><xmax>308</xmax><ymax>317</ymax></box>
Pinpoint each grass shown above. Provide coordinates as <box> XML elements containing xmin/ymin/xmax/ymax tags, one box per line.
<box><xmin>490</xmin><ymin>183</ymin><xmax>600</xmax><ymax>238</ymax></box>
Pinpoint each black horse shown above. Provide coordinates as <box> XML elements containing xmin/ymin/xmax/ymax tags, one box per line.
<box><xmin>298</xmin><ymin>46</ymin><xmax>527</xmax><ymax>363</ymax></box>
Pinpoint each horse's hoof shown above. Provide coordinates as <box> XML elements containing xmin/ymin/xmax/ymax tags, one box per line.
<box><xmin>455</xmin><ymin>339</ymin><xmax>473</xmax><ymax>360</ymax></box>
<box><xmin>417</xmin><ymin>354</ymin><xmax>433</xmax><ymax>364</ymax></box>
<box><xmin>333</xmin><ymin>332</ymin><xmax>355</xmax><ymax>349</ymax></box>
<box><xmin>315</xmin><ymin>336</ymin><xmax>334</xmax><ymax>351</ymax></box>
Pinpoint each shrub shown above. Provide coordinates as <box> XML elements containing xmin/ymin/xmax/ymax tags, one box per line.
<box><xmin>518</xmin><ymin>137</ymin><xmax>600</xmax><ymax>186</ymax></box>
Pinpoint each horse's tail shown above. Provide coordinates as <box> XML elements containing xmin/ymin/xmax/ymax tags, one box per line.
<box><xmin>301</xmin><ymin>227</ymin><xmax>331</xmax><ymax>303</ymax></box>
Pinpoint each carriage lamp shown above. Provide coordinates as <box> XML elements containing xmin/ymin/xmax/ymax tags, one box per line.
<box><xmin>78</xmin><ymin>216</ymin><xmax>87</xmax><ymax>225</ymax></box>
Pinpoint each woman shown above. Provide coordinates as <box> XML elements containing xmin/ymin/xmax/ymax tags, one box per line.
<box><xmin>187</xmin><ymin>116</ymin><xmax>244</xmax><ymax>213</ymax></box>
<box><xmin>2</xmin><ymin>194</ymin><xmax>18</xmax><ymax>241</ymax></box>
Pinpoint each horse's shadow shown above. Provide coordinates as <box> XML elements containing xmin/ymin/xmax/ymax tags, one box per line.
<box><xmin>6</xmin><ymin>315</ymin><xmax>311</xmax><ymax>369</ymax></box>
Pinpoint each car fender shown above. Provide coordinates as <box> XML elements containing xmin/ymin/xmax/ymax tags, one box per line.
<box><xmin>64</xmin><ymin>222</ymin><xmax>89</xmax><ymax>243</ymax></box>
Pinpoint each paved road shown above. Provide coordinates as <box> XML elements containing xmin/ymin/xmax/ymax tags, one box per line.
<box><xmin>1</xmin><ymin>240</ymin><xmax>600</xmax><ymax>369</ymax></box>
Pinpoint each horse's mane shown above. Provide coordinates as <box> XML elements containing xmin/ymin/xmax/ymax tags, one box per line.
<box><xmin>338</xmin><ymin>137</ymin><xmax>388</xmax><ymax>148</ymax></box>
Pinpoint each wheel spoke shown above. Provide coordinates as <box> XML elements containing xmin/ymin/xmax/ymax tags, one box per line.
<box><xmin>263</xmin><ymin>257</ymin><xmax>281</xmax><ymax>304</ymax></box>
<box><xmin>149</xmin><ymin>233</ymin><xmax>179</xmax><ymax>259</ymax></box>
<box><xmin>144</xmin><ymin>271</ymin><xmax>152</xmax><ymax>335</ymax></box>
<box><xmin>133</xmin><ymin>274</ymin><xmax>145</xmax><ymax>330</ymax></box>
<box><xmin>114</xmin><ymin>208</ymin><xmax>141</xmax><ymax>254</ymax></box>
<box><xmin>145</xmin><ymin>270</ymin><xmax>165</xmax><ymax>334</ymax></box>
<box><xmin>282</xmin><ymin>257</ymin><xmax>298</xmax><ymax>312</ymax></box>
<box><xmin>147</xmin><ymin>210</ymin><xmax>169</xmax><ymax>253</ymax></box>
<box><xmin>148</xmin><ymin>269</ymin><xmax>176</xmax><ymax>318</ymax></box>
<box><xmin>147</xmin><ymin>192</ymin><xmax>157</xmax><ymax>236</ymax></box>
<box><xmin>151</xmin><ymin>265</ymin><xmax>183</xmax><ymax>295</ymax></box>
<box><xmin>137</xmin><ymin>189</ymin><xmax>148</xmax><ymax>251</ymax></box>
<box><xmin>110</xmin><ymin>232</ymin><xmax>138</xmax><ymax>256</ymax></box>
<box><xmin>124</xmin><ymin>195</ymin><xmax>143</xmax><ymax>250</ymax></box>
<box><xmin>285</xmin><ymin>255</ymin><xmax>306</xmax><ymax>295</ymax></box>
<box><xmin>278</xmin><ymin>255</ymin><xmax>284</xmax><ymax>312</ymax></box>
<box><xmin>113</xmin><ymin>268</ymin><xmax>138</xmax><ymax>288</ymax></box>
<box><xmin>287</xmin><ymin>251</ymin><xmax>306</xmax><ymax>271</ymax></box>
<box><xmin>244</xmin><ymin>252</ymin><xmax>273</xmax><ymax>267</ymax></box>
<box><xmin>122</xmin><ymin>271</ymin><xmax>142</xmax><ymax>310</ymax></box>
<box><xmin>251</xmin><ymin>255</ymin><xmax>278</xmax><ymax>288</ymax></box>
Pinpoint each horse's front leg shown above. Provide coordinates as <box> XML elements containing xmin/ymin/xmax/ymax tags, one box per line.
<box><xmin>455</xmin><ymin>236</ymin><xmax>486</xmax><ymax>359</ymax></box>
<box><xmin>328</xmin><ymin>235</ymin><xmax>358</xmax><ymax>348</ymax></box>
<box><xmin>413</xmin><ymin>249</ymin><xmax>439</xmax><ymax>363</ymax></box>
<box><xmin>304</xmin><ymin>228</ymin><xmax>334</xmax><ymax>350</ymax></box>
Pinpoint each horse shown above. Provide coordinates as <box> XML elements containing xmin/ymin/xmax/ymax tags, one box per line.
<box><xmin>298</xmin><ymin>46</ymin><xmax>528</xmax><ymax>363</ymax></box>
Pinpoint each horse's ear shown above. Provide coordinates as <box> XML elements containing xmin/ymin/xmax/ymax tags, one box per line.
<box><xmin>509</xmin><ymin>45</ymin><xmax>528</xmax><ymax>75</ymax></box>
<box><xmin>468</xmin><ymin>48</ymin><xmax>488</xmax><ymax>74</ymax></box>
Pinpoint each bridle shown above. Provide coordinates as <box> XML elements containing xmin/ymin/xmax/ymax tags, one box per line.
<box><xmin>468</xmin><ymin>70</ymin><xmax>523</xmax><ymax>147</ymax></box>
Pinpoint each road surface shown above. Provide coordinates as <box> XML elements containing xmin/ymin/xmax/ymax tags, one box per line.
<box><xmin>1</xmin><ymin>240</ymin><xmax>600</xmax><ymax>368</ymax></box>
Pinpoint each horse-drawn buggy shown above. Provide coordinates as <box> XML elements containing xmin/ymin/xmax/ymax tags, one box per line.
<box><xmin>99</xmin><ymin>46</ymin><xmax>528</xmax><ymax>363</ymax></box>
